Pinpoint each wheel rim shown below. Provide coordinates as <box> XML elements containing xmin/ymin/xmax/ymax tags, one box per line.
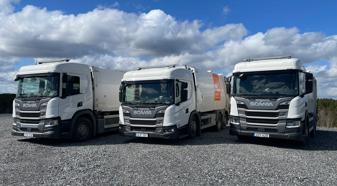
<box><xmin>77</xmin><ymin>123</ymin><xmax>89</xmax><ymax>139</ymax></box>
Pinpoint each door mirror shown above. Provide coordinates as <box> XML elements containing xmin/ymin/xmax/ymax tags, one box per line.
<box><xmin>225</xmin><ymin>78</ymin><xmax>231</xmax><ymax>95</ymax></box>
<box><xmin>61</xmin><ymin>73</ymin><xmax>68</xmax><ymax>98</ymax></box>
<box><xmin>305</xmin><ymin>73</ymin><xmax>313</xmax><ymax>94</ymax></box>
<box><xmin>119</xmin><ymin>84</ymin><xmax>124</xmax><ymax>102</ymax></box>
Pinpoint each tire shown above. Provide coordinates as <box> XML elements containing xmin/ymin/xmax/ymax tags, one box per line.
<box><xmin>223</xmin><ymin>113</ymin><xmax>229</xmax><ymax>127</ymax></box>
<box><xmin>310</xmin><ymin>118</ymin><xmax>317</xmax><ymax>138</ymax></box>
<box><xmin>300</xmin><ymin>117</ymin><xmax>310</xmax><ymax>145</ymax></box>
<box><xmin>73</xmin><ymin>117</ymin><xmax>92</xmax><ymax>141</ymax></box>
<box><xmin>215</xmin><ymin>113</ymin><xmax>223</xmax><ymax>131</ymax></box>
<box><xmin>188</xmin><ymin>115</ymin><xmax>198</xmax><ymax>138</ymax></box>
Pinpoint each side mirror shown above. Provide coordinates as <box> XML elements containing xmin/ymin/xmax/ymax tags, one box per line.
<box><xmin>305</xmin><ymin>73</ymin><xmax>313</xmax><ymax>94</ymax></box>
<box><xmin>61</xmin><ymin>73</ymin><xmax>68</xmax><ymax>99</ymax></box>
<box><xmin>119</xmin><ymin>84</ymin><xmax>123</xmax><ymax>102</ymax></box>
<box><xmin>224</xmin><ymin>76</ymin><xmax>231</xmax><ymax>95</ymax></box>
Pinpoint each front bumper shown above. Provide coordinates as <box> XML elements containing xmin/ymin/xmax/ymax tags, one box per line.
<box><xmin>12</xmin><ymin>119</ymin><xmax>71</xmax><ymax>139</ymax></box>
<box><xmin>229</xmin><ymin>123</ymin><xmax>304</xmax><ymax>140</ymax></box>
<box><xmin>119</xmin><ymin>125</ymin><xmax>180</xmax><ymax>139</ymax></box>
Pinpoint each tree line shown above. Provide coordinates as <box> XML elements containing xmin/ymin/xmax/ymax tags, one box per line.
<box><xmin>0</xmin><ymin>94</ymin><xmax>336</xmax><ymax>128</ymax></box>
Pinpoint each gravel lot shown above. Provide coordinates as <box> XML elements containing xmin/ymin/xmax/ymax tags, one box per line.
<box><xmin>1</xmin><ymin>114</ymin><xmax>337</xmax><ymax>185</ymax></box>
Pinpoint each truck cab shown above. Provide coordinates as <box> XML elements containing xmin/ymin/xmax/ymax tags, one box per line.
<box><xmin>229</xmin><ymin>57</ymin><xmax>317</xmax><ymax>142</ymax></box>
<box><xmin>12</xmin><ymin>60</ymin><xmax>123</xmax><ymax>140</ymax></box>
<box><xmin>119</xmin><ymin>65</ymin><xmax>230</xmax><ymax>139</ymax></box>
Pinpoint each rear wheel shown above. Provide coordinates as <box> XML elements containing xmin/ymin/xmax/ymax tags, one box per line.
<box><xmin>73</xmin><ymin>117</ymin><xmax>92</xmax><ymax>141</ymax></box>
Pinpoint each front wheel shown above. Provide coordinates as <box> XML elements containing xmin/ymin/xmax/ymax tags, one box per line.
<box><xmin>300</xmin><ymin>117</ymin><xmax>310</xmax><ymax>145</ymax></box>
<box><xmin>310</xmin><ymin>120</ymin><xmax>317</xmax><ymax>138</ymax></box>
<box><xmin>73</xmin><ymin>117</ymin><xmax>92</xmax><ymax>141</ymax></box>
<box><xmin>188</xmin><ymin>116</ymin><xmax>198</xmax><ymax>138</ymax></box>
<box><xmin>214</xmin><ymin>113</ymin><xmax>223</xmax><ymax>131</ymax></box>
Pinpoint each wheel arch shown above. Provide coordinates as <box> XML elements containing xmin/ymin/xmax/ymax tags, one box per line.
<box><xmin>71</xmin><ymin>109</ymin><xmax>97</xmax><ymax>137</ymax></box>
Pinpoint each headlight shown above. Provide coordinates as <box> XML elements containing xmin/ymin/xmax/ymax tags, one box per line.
<box><xmin>286</xmin><ymin>119</ymin><xmax>301</xmax><ymax>128</ymax></box>
<box><xmin>237</xmin><ymin>100</ymin><xmax>245</xmax><ymax>105</ymax></box>
<box><xmin>44</xmin><ymin>119</ymin><xmax>59</xmax><ymax>128</ymax></box>
<box><xmin>13</xmin><ymin>118</ymin><xmax>19</xmax><ymax>125</ymax></box>
<box><xmin>230</xmin><ymin>116</ymin><xmax>240</xmax><ymax>125</ymax></box>
<box><xmin>40</xmin><ymin>102</ymin><xmax>48</xmax><ymax>109</ymax></box>
<box><xmin>280</xmin><ymin>101</ymin><xmax>290</xmax><ymax>105</ymax></box>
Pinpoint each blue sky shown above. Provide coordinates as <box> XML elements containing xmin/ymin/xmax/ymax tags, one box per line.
<box><xmin>1</xmin><ymin>0</ymin><xmax>337</xmax><ymax>98</ymax></box>
<box><xmin>15</xmin><ymin>0</ymin><xmax>337</xmax><ymax>34</ymax></box>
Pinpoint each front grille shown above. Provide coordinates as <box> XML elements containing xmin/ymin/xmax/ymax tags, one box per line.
<box><xmin>129</xmin><ymin>119</ymin><xmax>157</xmax><ymax>125</ymax></box>
<box><xmin>19</xmin><ymin>112</ymin><xmax>41</xmax><ymax>118</ymax></box>
<box><xmin>246</xmin><ymin>111</ymin><xmax>279</xmax><ymax>117</ymax></box>
<box><xmin>19</xmin><ymin>119</ymin><xmax>40</xmax><ymax>124</ymax></box>
<box><xmin>246</xmin><ymin>118</ymin><xmax>278</xmax><ymax>124</ymax></box>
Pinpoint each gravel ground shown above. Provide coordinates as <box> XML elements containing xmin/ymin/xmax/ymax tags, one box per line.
<box><xmin>1</xmin><ymin>114</ymin><xmax>337</xmax><ymax>185</ymax></box>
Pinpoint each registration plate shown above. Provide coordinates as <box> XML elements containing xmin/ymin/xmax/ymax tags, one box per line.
<box><xmin>254</xmin><ymin>133</ymin><xmax>269</xmax><ymax>138</ymax></box>
<box><xmin>135</xmin><ymin>133</ymin><xmax>148</xmax><ymax>138</ymax></box>
<box><xmin>23</xmin><ymin>133</ymin><xmax>33</xmax><ymax>137</ymax></box>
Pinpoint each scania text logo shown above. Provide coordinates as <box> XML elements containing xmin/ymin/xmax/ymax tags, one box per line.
<box><xmin>249</xmin><ymin>100</ymin><xmax>274</xmax><ymax>107</ymax></box>
<box><xmin>22</xmin><ymin>103</ymin><xmax>38</xmax><ymax>108</ymax></box>
<box><xmin>134</xmin><ymin>109</ymin><xmax>152</xmax><ymax>115</ymax></box>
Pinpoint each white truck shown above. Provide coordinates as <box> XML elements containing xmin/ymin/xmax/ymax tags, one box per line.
<box><xmin>229</xmin><ymin>56</ymin><xmax>317</xmax><ymax>143</ymax></box>
<box><xmin>119</xmin><ymin>65</ymin><xmax>230</xmax><ymax>139</ymax></box>
<box><xmin>12</xmin><ymin>60</ymin><xmax>124</xmax><ymax>141</ymax></box>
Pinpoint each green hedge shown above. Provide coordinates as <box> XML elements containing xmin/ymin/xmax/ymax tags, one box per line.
<box><xmin>0</xmin><ymin>94</ymin><xmax>16</xmax><ymax>113</ymax></box>
<box><xmin>317</xmin><ymin>99</ymin><xmax>337</xmax><ymax>128</ymax></box>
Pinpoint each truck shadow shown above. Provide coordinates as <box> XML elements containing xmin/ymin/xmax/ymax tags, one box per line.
<box><xmin>123</xmin><ymin>128</ymin><xmax>337</xmax><ymax>151</ymax></box>
<box><xmin>18</xmin><ymin>127</ymin><xmax>337</xmax><ymax>151</ymax></box>
<box><xmin>231</xmin><ymin>129</ymin><xmax>337</xmax><ymax>151</ymax></box>
<box><xmin>18</xmin><ymin>131</ymin><xmax>131</xmax><ymax>147</ymax></box>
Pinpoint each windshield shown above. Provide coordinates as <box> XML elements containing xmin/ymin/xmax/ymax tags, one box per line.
<box><xmin>233</xmin><ymin>70</ymin><xmax>299</xmax><ymax>97</ymax></box>
<box><xmin>17</xmin><ymin>74</ymin><xmax>60</xmax><ymax>98</ymax></box>
<box><xmin>122</xmin><ymin>80</ymin><xmax>174</xmax><ymax>105</ymax></box>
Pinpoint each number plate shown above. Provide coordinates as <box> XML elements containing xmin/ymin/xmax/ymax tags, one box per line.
<box><xmin>136</xmin><ymin>133</ymin><xmax>148</xmax><ymax>138</ymax></box>
<box><xmin>23</xmin><ymin>133</ymin><xmax>33</xmax><ymax>137</ymax></box>
<box><xmin>254</xmin><ymin>133</ymin><xmax>269</xmax><ymax>138</ymax></box>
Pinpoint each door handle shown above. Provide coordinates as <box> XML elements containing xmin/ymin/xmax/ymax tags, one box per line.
<box><xmin>185</xmin><ymin>108</ymin><xmax>189</xmax><ymax>113</ymax></box>
<box><xmin>77</xmin><ymin>102</ymin><xmax>83</xmax><ymax>107</ymax></box>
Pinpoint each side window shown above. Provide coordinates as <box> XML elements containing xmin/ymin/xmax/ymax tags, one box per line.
<box><xmin>62</xmin><ymin>74</ymin><xmax>80</xmax><ymax>97</ymax></box>
<box><xmin>69</xmin><ymin>76</ymin><xmax>80</xmax><ymax>95</ymax></box>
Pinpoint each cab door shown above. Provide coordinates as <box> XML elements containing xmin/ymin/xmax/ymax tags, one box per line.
<box><xmin>59</xmin><ymin>73</ymin><xmax>91</xmax><ymax>121</ymax></box>
<box><xmin>174</xmin><ymin>80</ymin><xmax>193</xmax><ymax>128</ymax></box>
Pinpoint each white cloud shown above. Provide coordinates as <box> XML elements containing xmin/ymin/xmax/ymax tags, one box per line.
<box><xmin>0</xmin><ymin>2</ymin><xmax>337</xmax><ymax>98</ymax></box>
<box><xmin>0</xmin><ymin>0</ymin><xmax>19</xmax><ymax>14</ymax></box>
